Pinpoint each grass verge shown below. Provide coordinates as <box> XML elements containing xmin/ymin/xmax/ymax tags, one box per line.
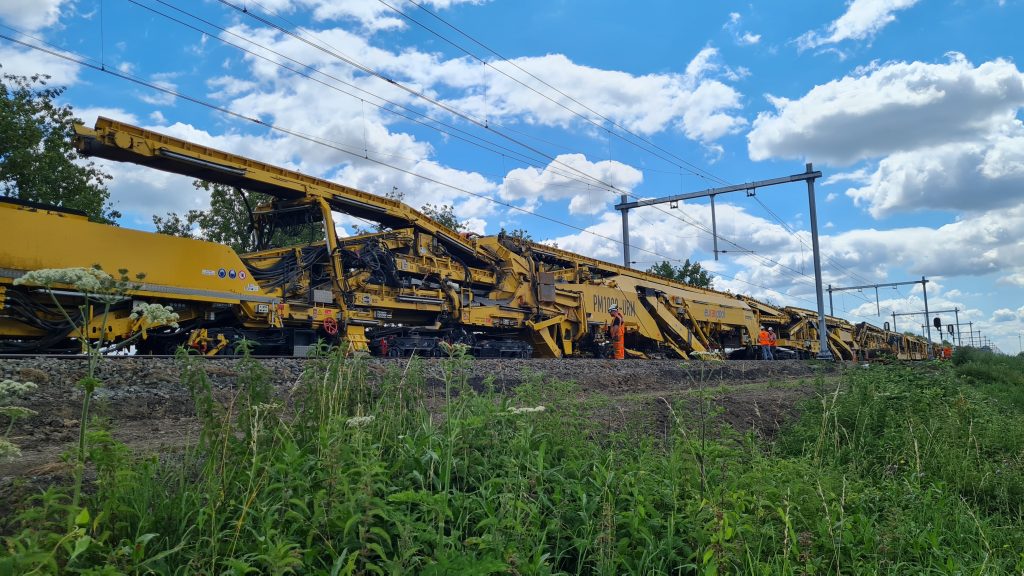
<box><xmin>2</xmin><ymin>348</ymin><xmax>1022</xmax><ymax>574</ymax></box>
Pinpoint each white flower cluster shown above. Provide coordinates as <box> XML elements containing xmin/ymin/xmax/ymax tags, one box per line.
<box><xmin>129</xmin><ymin>302</ymin><xmax>180</xmax><ymax>329</ymax></box>
<box><xmin>0</xmin><ymin>379</ymin><xmax>38</xmax><ymax>401</ymax></box>
<box><xmin>14</xmin><ymin>267</ymin><xmax>114</xmax><ymax>293</ymax></box>
<box><xmin>508</xmin><ymin>405</ymin><xmax>546</xmax><ymax>415</ymax></box>
<box><xmin>345</xmin><ymin>415</ymin><xmax>375</xmax><ymax>428</ymax></box>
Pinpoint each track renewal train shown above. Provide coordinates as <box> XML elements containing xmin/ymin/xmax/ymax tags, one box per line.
<box><xmin>0</xmin><ymin>118</ymin><xmax>931</xmax><ymax>360</ymax></box>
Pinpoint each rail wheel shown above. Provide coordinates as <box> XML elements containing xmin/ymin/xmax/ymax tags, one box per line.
<box><xmin>322</xmin><ymin>316</ymin><xmax>339</xmax><ymax>336</ymax></box>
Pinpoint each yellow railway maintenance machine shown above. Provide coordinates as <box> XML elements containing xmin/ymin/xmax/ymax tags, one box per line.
<box><xmin>0</xmin><ymin>118</ymin><xmax>768</xmax><ymax>357</ymax></box>
<box><xmin>2</xmin><ymin>118</ymin><xmax>930</xmax><ymax>359</ymax></box>
<box><xmin>0</xmin><ymin>196</ymin><xmax>284</xmax><ymax>353</ymax></box>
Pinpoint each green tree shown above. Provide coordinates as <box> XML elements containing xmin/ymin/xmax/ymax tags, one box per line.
<box><xmin>0</xmin><ymin>71</ymin><xmax>120</xmax><ymax>223</ymax></box>
<box><xmin>646</xmin><ymin>259</ymin><xmax>714</xmax><ymax>289</ymax></box>
<box><xmin>155</xmin><ymin>180</ymin><xmax>326</xmax><ymax>252</ymax></box>
<box><xmin>421</xmin><ymin>202</ymin><xmax>465</xmax><ymax>232</ymax></box>
<box><xmin>500</xmin><ymin>227</ymin><xmax>533</xmax><ymax>242</ymax></box>
<box><xmin>153</xmin><ymin>181</ymin><xmax>266</xmax><ymax>252</ymax></box>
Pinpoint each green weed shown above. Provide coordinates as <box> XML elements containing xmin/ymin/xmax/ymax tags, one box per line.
<box><xmin>2</xmin><ymin>350</ymin><xmax>1022</xmax><ymax>574</ymax></box>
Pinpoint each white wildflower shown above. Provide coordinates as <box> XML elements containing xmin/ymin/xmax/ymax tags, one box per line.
<box><xmin>0</xmin><ymin>438</ymin><xmax>21</xmax><ymax>462</ymax></box>
<box><xmin>0</xmin><ymin>379</ymin><xmax>38</xmax><ymax>401</ymax></box>
<box><xmin>508</xmin><ymin>405</ymin><xmax>546</xmax><ymax>415</ymax></box>
<box><xmin>346</xmin><ymin>415</ymin><xmax>375</xmax><ymax>428</ymax></box>
<box><xmin>129</xmin><ymin>302</ymin><xmax>180</xmax><ymax>330</ymax></box>
<box><xmin>14</xmin><ymin>267</ymin><xmax>113</xmax><ymax>293</ymax></box>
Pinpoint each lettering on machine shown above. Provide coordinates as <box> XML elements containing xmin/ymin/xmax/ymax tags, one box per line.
<box><xmin>593</xmin><ymin>295</ymin><xmax>636</xmax><ymax>317</ymax></box>
<box><xmin>703</xmin><ymin>308</ymin><xmax>726</xmax><ymax>320</ymax></box>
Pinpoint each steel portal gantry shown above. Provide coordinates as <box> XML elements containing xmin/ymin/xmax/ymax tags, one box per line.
<box><xmin>891</xmin><ymin>307</ymin><xmax>961</xmax><ymax>349</ymax></box>
<box><xmin>829</xmin><ymin>277</ymin><xmax>933</xmax><ymax>358</ymax></box>
<box><xmin>614</xmin><ymin>164</ymin><xmax>830</xmax><ymax>359</ymax></box>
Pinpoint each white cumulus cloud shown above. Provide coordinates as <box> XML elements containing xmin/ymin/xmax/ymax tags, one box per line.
<box><xmin>748</xmin><ymin>54</ymin><xmax>1024</xmax><ymax>217</ymax></box>
<box><xmin>436</xmin><ymin>48</ymin><xmax>747</xmax><ymax>144</ymax></box>
<box><xmin>0</xmin><ymin>0</ymin><xmax>71</xmax><ymax>32</ymax></box>
<box><xmin>797</xmin><ymin>0</ymin><xmax>921</xmax><ymax>50</ymax></box>
<box><xmin>246</xmin><ymin>0</ymin><xmax>485</xmax><ymax>32</ymax></box>
<box><xmin>500</xmin><ymin>155</ymin><xmax>643</xmax><ymax>215</ymax></box>
<box><xmin>992</xmin><ymin>308</ymin><xmax>1018</xmax><ymax>322</ymax></box>
<box><xmin>723</xmin><ymin>12</ymin><xmax>762</xmax><ymax>46</ymax></box>
<box><xmin>0</xmin><ymin>43</ymin><xmax>79</xmax><ymax>86</ymax></box>
<box><xmin>845</xmin><ymin>137</ymin><xmax>1024</xmax><ymax>217</ymax></box>
<box><xmin>748</xmin><ymin>53</ymin><xmax>1024</xmax><ymax>165</ymax></box>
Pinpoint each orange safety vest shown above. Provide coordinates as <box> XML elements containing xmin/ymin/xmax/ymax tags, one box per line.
<box><xmin>610</xmin><ymin>313</ymin><xmax>625</xmax><ymax>360</ymax></box>
<box><xmin>758</xmin><ymin>330</ymin><xmax>771</xmax><ymax>346</ymax></box>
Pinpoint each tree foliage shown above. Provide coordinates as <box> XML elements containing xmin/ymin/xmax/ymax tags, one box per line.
<box><xmin>153</xmin><ymin>181</ymin><xmax>267</xmax><ymax>253</ymax></box>
<box><xmin>420</xmin><ymin>202</ymin><xmax>465</xmax><ymax>232</ymax></box>
<box><xmin>646</xmin><ymin>259</ymin><xmax>714</xmax><ymax>289</ymax></box>
<box><xmin>500</xmin><ymin>227</ymin><xmax>533</xmax><ymax>242</ymax></box>
<box><xmin>159</xmin><ymin>181</ymin><xmax>468</xmax><ymax>252</ymax></box>
<box><xmin>0</xmin><ymin>71</ymin><xmax>119</xmax><ymax>223</ymax></box>
<box><xmin>154</xmin><ymin>181</ymin><xmax>323</xmax><ymax>253</ymax></box>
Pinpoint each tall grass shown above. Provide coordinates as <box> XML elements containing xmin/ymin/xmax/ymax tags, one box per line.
<box><xmin>2</xmin><ymin>349</ymin><xmax>1023</xmax><ymax>574</ymax></box>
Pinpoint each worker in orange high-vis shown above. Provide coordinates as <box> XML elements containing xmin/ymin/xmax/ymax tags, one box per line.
<box><xmin>608</xmin><ymin>304</ymin><xmax>625</xmax><ymax>360</ymax></box>
<box><xmin>758</xmin><ymin>325</ymin><xmax>773</xmax><ymax>360</ymax></box>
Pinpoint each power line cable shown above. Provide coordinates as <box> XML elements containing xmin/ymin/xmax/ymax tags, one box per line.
<box><xmin>388</xmin><ymin>0</ymin><xmax>732</xmax><ymax>186</ymax></box>
<box><xmin>0</xmin><ymin>30</ymin><xmax>732</xmax><ymax>281</ymax></box>
<box><xmin>383</xmin><ymin>5</ymin><xmax>846</xmax><ymax>287</ymax></box>
<box><xmin>369</xmin><ymin>0</ymin><xmax>845</xmax><ymax>283</ymax></box>
<box><xmin>750</xmin><ymin>194</ymin><xmax>877</xmax><ymax>292</ymax></box>
<box><xmin>129</xmin><ymin>0</ymin><xmax>603</xmax><ymax>188</ymax></box>
<box><xmin>131</xmin><ymin>0</ymin><xmax>755</xmax><ymax>265</ymax></box>
<box><xmin>203</xmin><ymin>1</ymin><xmax>784</xmax><ymax>268</ymax></box>
<box><xmin>0</xmin><ymin>27</ymin><xmax>879</xmax><ymax>322</ymax></box>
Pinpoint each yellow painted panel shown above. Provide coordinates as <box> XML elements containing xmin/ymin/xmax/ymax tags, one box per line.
<box><xmin>0</xmin><ymin>204</ymin><xmax>274</xmax><ymax>302</ymax></box>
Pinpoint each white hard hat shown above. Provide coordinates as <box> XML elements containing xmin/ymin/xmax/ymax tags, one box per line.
<box><xmin>608</xmin><ymin>304</ymin><xmax>618</xmax><ymax>312</ymax></box>
<box><xmin>760</xmin><ymin>325</ymin><xmax>765</xmax><ymax>329</ymax></box>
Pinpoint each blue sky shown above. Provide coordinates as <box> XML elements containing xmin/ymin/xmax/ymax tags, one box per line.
<box><xmin>2</xmin><ymin>0</ymin><xmax>1023</xmax><ymax>354</ymax></box>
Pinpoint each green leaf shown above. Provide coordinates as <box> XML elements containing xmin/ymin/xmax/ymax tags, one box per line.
<box><xmin>74</xmin><ymin>507</ymin><xmax>90</xmax><ymax>526</ymax></box>
<box><xmin>69</xmin><ymin>534</ymin><xmax>92</xmax><ymax>563</ymax></box>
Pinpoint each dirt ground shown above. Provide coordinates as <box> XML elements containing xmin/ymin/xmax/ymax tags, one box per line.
<box><xmin>0</xmin><ymin>357</ymin><xmax>841</xmax><ymax>494</ymax></box>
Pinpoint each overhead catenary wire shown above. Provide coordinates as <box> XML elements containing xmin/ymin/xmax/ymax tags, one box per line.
<box><xmin>370</xmin><ymin>0</ymin><xmax>887</xmax><ymax>295</ymax></box>
<box><xmin>750</xmin><ymin>195</ymin><xmax>877</xmax><ymax>293</ymax></box>
<box><xmin>121</xmin><ymin>0</ymin><xmax>818</xmax><ymax>286</ymax></box>
<box><xmin>125</xmin><ymin>0</ymin><xmax>601</xmax><ymax>188</ymax></box>
<box><xmin>381</xmin><ymin>0</ymin><xmax>732</xmax><ymax>187</ymax></box>
<box><xmin>404</xmin><ymin>0</ymin><xmax>865</xmax><ymax>288</ymax></box>
<box><xmin>131</xmin><ymin>0</ymin><xmax>766</xmax><ymax>272</ymax></box>
<box><xmin>153</xmin><ymin>0</ymin><xmax>749</xmax><ymax>265</ymax></box>
<box><xmin>0</xmin><ymin>26</ymin><xmax>881</xmax><ymax>323</ymax></box>
<box><xmin>0</xmin><ymin>31</ymin><xmax>722</xmax><ymax>282</ymax></box>
<box><xmin>213</xmin><ymin>3</ymin><xmax>775</xmax><ymax>236</ymax></box>
<box><xmin>121</xmin><ymin>0</ymin><xmax>841</xmax><ymax>299</ymax></box>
